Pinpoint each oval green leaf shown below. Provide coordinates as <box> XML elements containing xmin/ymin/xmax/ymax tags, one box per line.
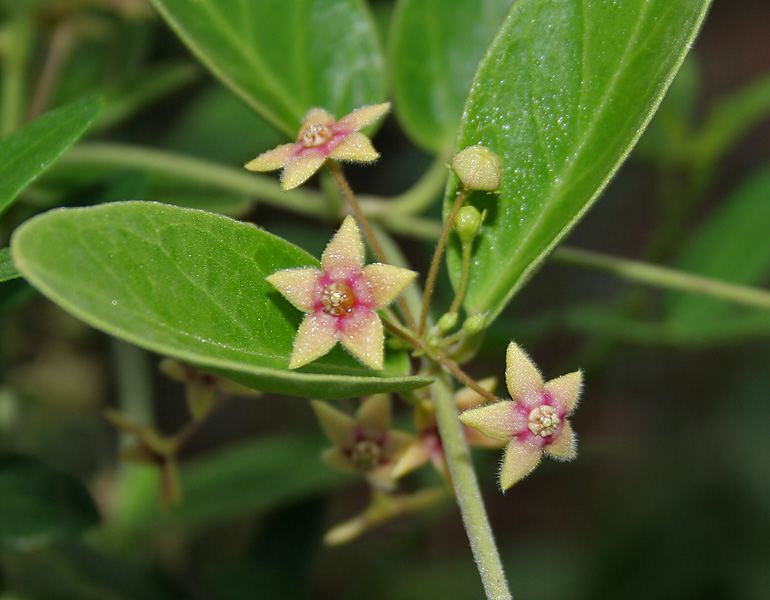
<box><xmin>0</xmin><ymin>97</ymin><xmax>102</xmax><ymax>215</ymax></box>
<box><xmin>148</xmin><ymin>0</ymin><xmax>385</xmax><ymax>137</ymax></box>
<box><xmin>389</xmin><ymin>0</ymin><xmax>513</xmax><ymax>153</ymax></box>
<box><xmin>10</xmin><ymin>202</ymin><xmax>431</xmax><ymax>398</ymax></box>
<box><xmin>446</xmin><ymin>0</ymin><xmax>712</xmax><ymax>323</ymax></box>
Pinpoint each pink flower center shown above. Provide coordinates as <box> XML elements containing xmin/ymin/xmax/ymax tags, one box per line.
<box><xmin>301</xmin><ymin>124</ymin><xmax>333</xmax><ymax>148</ymax></box>
<box><xmin>321</xmin><ymin>282</ymin><xmax>356</xmax><ymax>316</ymax></box>
<box><xmin>527</xmin><ymin>405</ymin><xmax>560</xmax><ymax>437</ymax></box>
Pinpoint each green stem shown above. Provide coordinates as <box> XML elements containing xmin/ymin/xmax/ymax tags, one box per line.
<box><xmin>448</xmin><ymin>242</ymin><xmax>473</xmax><ymax>316</ymax></box>
<box><xmin>418</xmin><ymin>187</ymin><xmax>471</xmax><ymax>335</ymax></box>
<box><xmin>60</xmin><ymin>143</ymin><xmax>324</xmax><ymax>215</ymax></box>
<box><xmin>431</xmin><ymin>373</ymin><xmax>512</xmax><ymax>600</ymax></box>
<box><xmin>360</xmin><ymin>157</ymin><xmax>448</xmax><ymax>215</ymax></box>
<box><xmin>56</xmin><ymin>143</ymin><xmax>442</xmax><ymax>241</ymax></box>
<box><xmin>0</xmin><ymin>14</ymin><xmax>31</xmax><ymax>135</ymax></box>
<box><xmin>553</xmin><ymin>246</ymin><xmax>770</xmax><ymax>311</ymax></box>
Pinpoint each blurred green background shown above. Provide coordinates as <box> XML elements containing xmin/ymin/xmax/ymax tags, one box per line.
<box><xmin>1</xmin><ymin>0</ymin><xmax>770</xmax><ymax>598</ymax></box>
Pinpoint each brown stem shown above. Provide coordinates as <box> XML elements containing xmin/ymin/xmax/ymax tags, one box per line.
<box><xmin>383</xmin><ymin>320</ymin><xmax>501</xmax><ymax>405</ymax></box>
<box><xmin>328</xmin><ymin>160</ymin><xmax>417</xmax><ymax>332</ymax></box>
<box><xmin>418</xmin><ymin>187</ymin><xmax>470</xmax><ymax>336</ymax></box>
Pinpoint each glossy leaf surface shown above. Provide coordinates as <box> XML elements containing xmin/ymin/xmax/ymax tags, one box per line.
<box><xmin>0</xmin><ymin>97</ymin><xmax>102</xmax><ymax>215</ymax></box>
<box><xmin>11</xmin><ymin>202</ymin><xmax>431</xmax><ymax>398</ymax></box>
<box><xmin>148</xmin><ymin>0</ymin><xmax>384</xmax><ymax>137</ymax></box>
<box><xmin>446</xmin><ymin>0</ymin><xmax>712</xmax><ymax>323</ymax></box>
<box><xmin>389</xmin><ymin>0</ymin><xmax>513</xmax><ymax>152</ymax></box>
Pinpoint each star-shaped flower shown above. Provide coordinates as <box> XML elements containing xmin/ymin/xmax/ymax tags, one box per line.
<box><xmin>311</xmin><ymin>394</ymin><xmax>413</xmax><ymax>491</ymax></box>
<box><xmin>245</xmin><ymin>103</ymin><xmax>390</xmax><ymax>190</ymax></box>
<box><xmin>267</xmin><ymin>216</ymin><xmax>416</xmax><ymax>370</ymax></box>
<box><xmin>393</xmin><ymin>378</ymin><xmax>505</xmax><ymax>482</ymax></box>
<box><xmin>459</xmin><ymin>342</ymin><xmax>582</xmax><ymax>491</ymax></box>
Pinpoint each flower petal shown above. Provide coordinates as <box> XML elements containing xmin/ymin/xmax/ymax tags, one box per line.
<box><xmin>505</xmin><ymin>342</ymin><xmax>545</xmax><ymax>407</ymax></box>
<box><xmin>391</xmin><ymin>439</ymin><xmax>432</xmax><ymax>479</ymax></box>
<box><xmin>265</xmin><ymin>267</ymin><xmax>321</xmax><ymax>312</ymax></box>
<box><xmin>289</xmin><ymin>312</ymin><xmax>338</xmax><ymax>369</ymax></box>
<box><xmin>330</xmin><ymin>132</ymin><xmax>379</xmax><ymax>163</ymax></box>
<box><xmin>339</xmin><ymin>310</ymin><xmax>384</xmax><ymax>370</ymax></box>
<box><xmin>544</xmin><ymin>370</ymin><xmax>582</xmax><ymax>414</ymax></box>
<box><xmin>244</xmin><ymin>143</ymin><xmax>296</xmax><ymax>172</ymax></box>
<box><xmin>356</xmin><ymin>393</ymin><xmax>391</xmax><ymax>435</ymax></box>
<box><xmin>321</xmin><ymin>215</ymin><xmax>365</xmax><ymax>279</ymax></box>
<box><xmin>281</xmin><ymin>153</ymin><xmax>327</xmax><ymax>190</ymax></box>
<box><xmin>335</xmin><ymin>102</ymin><xmax>390</xmax><ymax>132</ymax></box>
<box><xmin>361</xmin><ymin>263</ymin><xmax>417</xmax><ymax>309</ymax></box>
<box><xmin>322</xmin><ymin>446</ymin><xmax>357</xmax><ymax>472</ymax></box>
<box><xmin>458</xmin><ymin>400</ymin><xmax>521</xmax><ymax>441</ymax></box>
<box><xmin>455</xmin><ymin>377</ymin><xmax>497</xmax><ymax>411</ymax></box>
<box><xmin>499</xmin><ymin>439</ymin><xmax>543</xmax><ymax>491</ymax></box>
<box><xmin>301</xmin><ymin>107</ymin><xmax>335</xmax><ymax>129</ymax></box>
<box><xmin>545</xmin><ymin>419</ymin><xmax>577</xmax><ymax>460</ymax></box>
<box><xmin>311</xmin><ymin>400</ymin><xmax>356</xmax><ymax>447</ymax></box>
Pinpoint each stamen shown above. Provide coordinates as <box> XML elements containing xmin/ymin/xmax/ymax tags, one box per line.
<box><xmin>351</xmin><ymin>439</ymin><xmax>381</xmax><ymax>471</ymax></box>
<box><xmin>527</xmin><ymin>405</ymin><xmax>560</xmax><ymax>437</ymax></box>
<box><xmin>301</xmin><ymin>124</ymin><xmax>333</xmax><ymax>147</ymax></box>
<box><xmin>321</xmin><ymin>282</ymin><xmax>355</xmax><ymax>316</ymax></box>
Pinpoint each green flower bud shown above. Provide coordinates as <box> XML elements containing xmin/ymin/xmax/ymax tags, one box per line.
<box><xmin>463</xmin><ymin>314</ymin><xmax>486</xmax><ymax>333</ymax></box>
<box><xmin>437</xmin><ymin>312</ymin><xmax>459</xmax><ymax>332</ymax></box>
<box><xmin>450</xmin><ymin>145</ymin><xmax>502</xmax><ymax>191</ymax></box>
<box><xmin>454</xmin><ymin>206</ymin><xmax>483</xmax><ymax>245</ymax></box>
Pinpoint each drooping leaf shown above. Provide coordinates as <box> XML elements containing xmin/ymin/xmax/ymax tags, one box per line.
<box><xmin>147</xmin><ymin>0</ymin><xmax>385</xmax><ymax>137</ymax></box>
<box><xmin>0</xmin><ymin>248</ymin><xmax>20</xmax><ymax>283</ymax></box>
<box><xmin>11</xmin><ymin>202</ymin><xmax>431</xmax><ymax>398</ymax></box>
<box><xmin>446</xmin><ymin>0</ymin><xmax>712</xmax><ymax>324</ymax></box>
<box><xmin>389</xmin><ymin>0</ymin><xmax>514</xmax><ymax>153</ymax></box>
<box><xmin>0</xmin><ymin>454</ymin><xmax>100</xmax><ymax>550</ymax></box>
<box><xmin>665</xmin><ymin>167</ymin><xmax>770</xmax><ymax>337</ymax></box>
<box><xmin>0</xmin><ymin>97</ymin><xmax>102</xmax><ymax>215</ymax></box>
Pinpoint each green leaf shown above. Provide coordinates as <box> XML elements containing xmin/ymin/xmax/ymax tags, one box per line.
<box><xmin>11</xmin><ymin>202</ymin><xmax>432</xmax><ymax>398</ymax></box>
<box><xmin>127</xmin><ymin>434</ymin><xmax>348</xmax><ymax>532</ymax></box>
<box><xmin>389</xmin><ymin>0</ymin><xmax>514</xmax><ymax>153</ymax></box>
<box><xmin>0</xmin><ymin>247</ymin><xmax>20</xmax><ymax>282</ymax></box>
<box><xmin>665</xmin><ymin>167</ymin><xmax>770</xmax><ymax>335</ymax></box>
<box><xmin>691</xmin><ymin>71</ymin><xmax>770</xmax><ymax>170</ymax></box>
<box><xmin>0</xmin><ymin>454</ymin><xmax>100</xmax><ymax>550</ymax></box>
<box><xmin>446</xmin><ymin>0</ymin><xmax>712</xmax><ymax>323</ymax></box>
<box><xmin>0</xmin><ymin>97</ymin><xmax>102</xmax><ymax>215</ymax></box>
<box><xmin>147</xmin><ymin>0</ymin><xmax>385</xmax><ymax>137</ymax></box>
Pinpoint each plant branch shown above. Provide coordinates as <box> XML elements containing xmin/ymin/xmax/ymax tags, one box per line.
<box><xmin>553</xmin><ymin>245</ymin><xmax>770</xmax><ymax>311</ymax></box>
<box><xmin>419</xmin><ymin>187</ymin><xmax>470</xmax><ymax>335</ymax></box>
<box><xmin>431</xmin><ymin>373</ymin><xmax>512</xmax><ymax>600</ymax></box>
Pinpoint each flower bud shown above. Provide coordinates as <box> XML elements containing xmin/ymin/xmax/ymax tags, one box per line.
<box><xmin>450</xmin><ymin>145</ymin><xmax>502</xmax><ymax>191</ymax></box>
<box><xmin>454</xmin><ymin>206</ymin><xmax>483</xmax><ymax>244</ymax></box>
<box><xmin>437</xmin><ymin>312</ymin><xmax>459</xmax><ymax>332</ymax></box>
<box><xmin>463</xmin><ymin>314</ymin><xmax>486</xmax><ymax>333</ymax></box>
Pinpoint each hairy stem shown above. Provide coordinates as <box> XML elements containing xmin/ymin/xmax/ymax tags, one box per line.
<box><xmin>419</xmin><ymin>187</ymin><xmax>470</xmax><ymax>335</ymax></box>
<box><xmin>432</xmin><ymin>373</ymin><xmax>512</xmax><ymax>600</ymax></box>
